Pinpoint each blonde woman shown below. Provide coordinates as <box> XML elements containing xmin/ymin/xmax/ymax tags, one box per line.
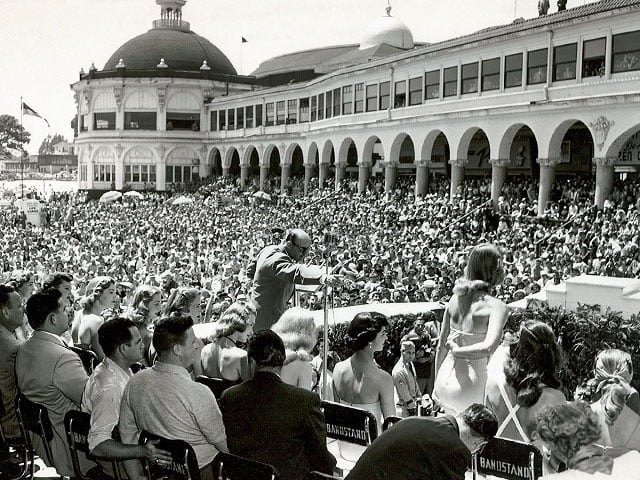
<box><xmin>128</xmin><ymin>285</ymin><xmax>162</xmax><ymax>366</ymax></box>
<box><xmin>271</xmin><ymin>307</ymin><xmax>317</xmax><ymax>390</ymax></box>
<box><xmin>433</xmin><ymin>243</ymin><xmax>508</xmax><ymax>414</ymax></box>
<box><xmin>72</xmin><ymin>276</ymin><xmax>117</xmax><ymax>360</ymax></box>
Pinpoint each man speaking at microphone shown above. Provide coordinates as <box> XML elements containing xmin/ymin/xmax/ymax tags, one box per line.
<box><xmin>248</xmin><ymin>228</ymin><xmax>341</xmax><ymax>332</ymax></box>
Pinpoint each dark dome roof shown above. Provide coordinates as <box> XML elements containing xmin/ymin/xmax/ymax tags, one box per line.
<box><xmin>103</xmin><ymin>28</ymin><xmax>237</xmax><ymax>75</ymax></box>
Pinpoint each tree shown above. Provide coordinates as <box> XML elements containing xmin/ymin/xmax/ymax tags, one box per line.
<box><xmin>38</xmin><ymin>133</ymin><xmax>67</xmax><ymax>155</ymax></box>
<box><xmin>0</xmin><ymin>115</ymin><xmax>31</xmax><ymax>156</ymax></box>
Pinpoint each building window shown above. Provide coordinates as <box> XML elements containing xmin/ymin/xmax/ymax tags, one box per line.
<box><xmin>443</xmin><ymin>66</ymin><xmax>458</xmax><ymax>97</ymax></box>
<box><xmin>124</xmin><ymin>164</ymin><xmax>156</xmax><ymax>184</ymax></box>
<box><xmin>311</xmin><ymin>96</ymin><xmax>317</xmax><ymax>122</ymax></box>
<box><xmin>612</xmin><ymin>30</ymin><xmax>640</xmax><ymax>73</ymax></box>
<box><xmin>210</xmin><ymin>111</ymin><xmax>218</xmax><ymax>131</ymax></box>
<box><xmin>342</xmin><ymin>85</ymin><xmax>353</xmax><ymax>115</ymax></box>
<box><xmin>94</xmin><ymin>112</ymin><xmax>115</xmax><ymax>130</ymax></box>
<box><xmin>462</xmin><ymin>63</ymin><xmax>478</xmax><ymax>94</ymax></box>
<box><xmin>245</xmin><ymin>105</ymin><xmax>254</xmax><ymax>128</ymax></box>
<box><xmin>333</xmin><ymin>88</ymin><xmax>341</xmax><ymax>117</ymax></box>
<box><xmin>354</xmin><ymin>83</ymin><xmax>364</xmax><ymax>113</ymax></box>
<box><xmin>425</xmin><ymin>70</ymin><xmax>440</xmax><ymax>100</ymax></box>
<box><xmin>265</xmin><ymin>102</ymin><xmax>274</xmax><ymax>126</ymax></box>
<box><xmin>166</xmin><ymin>165</ymin><xmax>197</xmax><ymax>184</ymax></box>
<box><xmin>218</xmin><ymin>111</ymin><xmax>226</xmax><ymax>130</ymax></box>
<box><xmin>94</xmin><ymin>164</ymin><xmax>115</xmax><ymax>183</ymax></box>
<box><xmin>318</xmin><ymin>94</ymin><xmax>325</xmax><ymax>120</ymax></box>
<box><xmin>236</xmin><ymin>107</ymin><xmax>244</xmax><ymax>128</ymax></box>
<box><xmin>527</xmin><ymin>48</ymin><xmax>548</xmax><ymax>85</ymax></box>
<box><xmin>300</xmin><ymin>97</ymin><xmax>309</xmax><ymax>123</ymax></box>
<box><xmin>582</xmin><ymin>37</ymin><xmax>606</xmax><ymax>78</ymax></box>
<box><xmin>80</xmin><ymin>114</ymin><xmax>89</xmax><ymax>132</ymax></box>
<box><xmin>124</xmin><ymin>112</ymin><xmax>156</xmax><ymax>130</ymax></box>
<box><xmin>325</xmin><ymin>91</ymin><xmax>333</xmax><ymax>119</ymax></box>
<box><xmin>80</xmin><ymin>165</ymin><xmax>87</xmax><ymax>182</ymax></box>
<box><xmin>227</xmin><ymin>109</ymin><xmax>235</xmax><ymax>130</ymax></box>
<box><xmin>553</xmin><ymin>43</ymin><xmax>577</xmax><ymax>81</ymax></box>
<box><xmin>482</xmin><ymin>58</ymin><xmax>500</xmax><ymax>91</ymax></box>
<box><xmin>166</xmin><ymin>112</ymin><xmax>200</xmax><ymax>131</ymax></box>
<box><xmin>366</xmin><ymin>84</ymin><xmax>378</xmax><ymax>112</ymax></box>
<box><xmin>255</xmin><ymin>105</ymin><xmax>263</xmax><ymax>127</ymax></box>
<box><xmin>276</xmin><ymin>101</ymin><xmax>285</xmax><ymax>125</ymax></box>
<box><xmin>287</xmin><ymin>99</ymin><xmax>298</xmax><ymax>124</ymax></box>
<box><xmin>408</xmin><ymin>77</ymin><xmax>422</xmax><ymax>106</ymax></box>
<box><xmin>394</xmin><ymin>80</ymin><xmax>406</xmax><ymax>108</ymax></box>
<box><xmin>504</xmin><ymin>53</ymin><xmax>523</xmax><ymax>88</ymax></box>
<box><xmin>379</xmin><ymin>81</ymin><xmax>390</xmax><ymax>110</ymax></box>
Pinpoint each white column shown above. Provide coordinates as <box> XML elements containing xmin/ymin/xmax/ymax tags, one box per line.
<box><xmin>536</xmin><ymin>158</ymin><xmax>560</xmax><ymax>216</ymax></box>
<box><xmin>449</xmin><ymin>158</ymin><xmax>468</xmax><ymax>199</ymax></box>
<box><xmin>489</xmin><ymin>158</ymin><xmax>510</xmax><ymax>209</ymax></box>
<box><xmin>593</xmin><ymin>157</ymin><xmax>615</xmax><ymax>209</ymax></box>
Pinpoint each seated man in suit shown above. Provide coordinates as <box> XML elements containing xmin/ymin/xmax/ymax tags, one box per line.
<box><xmin>219</xmin><ymin>330</ymin><xmax>336</xmax><ymax>480</ymax></box>
<box><xmin>0</xmin><ymin>284</ymin><xmax>24</xmax><ymax>440</ymax></box>
<box><xmin>15</xmin><ymin>288</ymin><xmax>100</xmax><ymax>478</ymax></box>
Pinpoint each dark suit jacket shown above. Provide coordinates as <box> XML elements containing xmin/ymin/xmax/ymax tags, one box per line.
<box><xmin>247</xmin><ymin>245</ymin><xmax>324</xmax><ymax>331</ymax></box>
<box><xmin>219</xmin><ymin>371</ymin><xmax>336</xmax><ymax>480</ymax></box>
<box><xmin>345</xmin><ymin>416</ymin><xmax>471</xmax><ymax>480</ymax></box>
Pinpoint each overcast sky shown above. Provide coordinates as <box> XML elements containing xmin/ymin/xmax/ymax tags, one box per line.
<box><xmin>1</xmin><ymin>0</ymin><xmax>597</xmax><ymax>153</ymax></box>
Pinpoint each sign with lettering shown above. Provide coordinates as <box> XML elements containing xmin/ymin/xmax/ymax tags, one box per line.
<box><xmin>618</xmin><ymin>132</ymin><xmax>640</xmax><ymax>165</ymax></box>
<box><xmin>473</xmin><ymin>437</ymin><xmax>542</xmax><ymax>480</ymax></box>
<box><xmin>17</xmin><ymin>199</ymin><xmax>42</xmax><ymax>227</ymax></box>
<box><xmin>321</xmin><ymin>400</ymin><xmax>378</xmax><ymax>446</ymax></box>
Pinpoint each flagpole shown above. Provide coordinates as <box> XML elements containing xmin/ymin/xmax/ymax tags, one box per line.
<box><xmin>240</xmin><ymin>38</ymin><xmax>244</xmax><ymax>75</ymax></box>
<box><xmin>20</xmin><ymin>96</ymin><xmax>24</xmax><ymax>199</ymax></box>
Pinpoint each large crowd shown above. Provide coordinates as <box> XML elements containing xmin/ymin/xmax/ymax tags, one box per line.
<box><xmin>2</xmin><ymin>172</ymin><xmax>640</xmax><ymax>479</ymax></box>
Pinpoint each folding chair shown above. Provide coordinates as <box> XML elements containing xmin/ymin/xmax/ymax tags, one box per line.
<box><xmin>382</xmin><ymin>415</ymin><xmax>403</xmax><ymax>431</ymax></box>
<box><xmin>211</xmin><ymin>452</ymin><xmax>279</xmax><ymax>480</ymax></box>
<box><xmin>472</xmin><ymin>436</ymin><xmax>543</xmax><ymax>480</ymax></box>
<box><xmin>303</xmin><ymin>471</ymin><xmax>343</xmax><ymax>480</ymax></box>
<box><xmin>68</xmin><ymin>346</ymin><xmax>100</xmax><ymax>374</ymax></box>
<box><xmin>320</xmin><ymin>400</ymin><xmax>378</xmax><ymax>473</ymax></box>
<box><xmin>64</xmin><ymin>410</ymin><xmax>122</xmax><ymax>480</ymax></box>
<box><xmin>138</xmin><ymin>430</ymin><xmax>200</xmax><ymax>480</ymax></box>
<box><xmin>14</xmin><ymin>394</ymin><xmax>55</xmax><ymax>479</ymax></box>
<box><xmin>195</xmin><ymin>375</ymin><xmax>237</xmax><ymax>399</ymax></box>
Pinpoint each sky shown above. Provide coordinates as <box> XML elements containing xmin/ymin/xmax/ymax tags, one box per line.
<box><xmin>1</xmin><ymin>0</ymin><xmax>598</xmax><ymax>153</ymax></box>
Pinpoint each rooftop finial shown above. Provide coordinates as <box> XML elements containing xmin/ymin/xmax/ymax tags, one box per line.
<box><xmin>386</xmin><ymin>0</ymin><xmax>392</xmax><ymax>16</ymax></box>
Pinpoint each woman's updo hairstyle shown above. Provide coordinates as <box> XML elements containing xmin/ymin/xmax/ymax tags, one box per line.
<box><xmin>344</xmin><ymin>311</ymin><xmax>388</xmax><ymax>351</ymax></box>
<box><xmin>272</xmin><ymin>307</ymin><xmax>318</xmax><ymax>353</ymax></box>
<box><xmin>453</xmin><ymin>243</ymin><xmax>504</xmax><ymax>296</ymax></box>
<box><xmin>213</xmin><ymin>303</ymin><xmax>251</xmax><ymax>340</ymax></box>
<box><xmin>128</xmin><ymin>285</ymin><xmax>161</xmax><ymax>328</ymax></box>
<box><xmin>164</xmin><ymin>287</ymin><xmax>200</xmax><ymax>317</ymax></box>
<box><xmin>6</xmin><ymin>270</ymin><xmax>33</xmax><ymax>294</ymax></box>
<box><xmin>80</xmin><ymin>276</ymin><xmax>115</xmax><ymax>313</ymax></box>
<box><xmin>594</xmin><ymin>348</ymin><xmax>634</xmax><ymax>390</ymax></box>
<box><xmin>505</xmin><ymin>320</ymin><xmax>562</xmax><ymax>407</ymax></box>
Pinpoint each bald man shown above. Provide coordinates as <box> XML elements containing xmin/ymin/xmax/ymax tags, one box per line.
<box><xmin>247</xmin><ymin>229</ymin><xmax>340</xmax><ymax>331</ymax></box>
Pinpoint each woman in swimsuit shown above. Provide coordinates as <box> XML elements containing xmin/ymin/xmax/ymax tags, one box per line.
<box><xmin>484</xmin><ymin>320</ymin><xmax>566</xmax><ymax>443</ymax></box>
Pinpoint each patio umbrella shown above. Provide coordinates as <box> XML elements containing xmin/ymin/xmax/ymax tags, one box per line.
<box><xmin>171</xmin><ymin>196</ymin><xmax>194</xmax><ymax>206</ymax></box>
<box><xmin>123</xmin><ymin>191</ymin><xmax>143</xmax><ymax>199</ymax></box>
<box><xmin>252</xmin><ymin>191</ymin><xmax>271</xmax><ymax>201</ymax></box>
<box><xmin>98</xmin><ymin>191</ymin><xmax>122</xmax><ymax>203</ymax></box>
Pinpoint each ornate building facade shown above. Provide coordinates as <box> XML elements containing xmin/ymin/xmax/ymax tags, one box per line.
<box><xmin>73</xmin><ymin>0</ymin><xmax>640</xmax><ymax>213</ymax></box>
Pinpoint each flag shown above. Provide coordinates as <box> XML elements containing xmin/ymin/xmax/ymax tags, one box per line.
<box><xmin>22</xmin><ymin>102</ymin><xmax>50</xmax><ymax>127</ymax></box>
<box><xmin>241</xmin><ymin>37</ymin><xmax>248</xmax><ymax>43</ymax></box>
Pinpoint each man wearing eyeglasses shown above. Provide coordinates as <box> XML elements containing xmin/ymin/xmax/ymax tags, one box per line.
<box><xmin>248</xmin><ymin>228</ymin><xmax>341</xmax><ymax>332</ymax></box>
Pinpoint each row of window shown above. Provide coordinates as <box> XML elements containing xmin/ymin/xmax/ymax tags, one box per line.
<box><xmin>211</xmin><ymin>30</ymin><xmax>639</xmax><ymax>130</ymax></box>
<box><xmin>84</xmin><ymin>164</ymin><xmax>196</xmax><ymax>184</ymax></box>
<box><xmin>81</xmin><ymin>112</ymin><xmax>200</xmax><ymax>132</ymax></box>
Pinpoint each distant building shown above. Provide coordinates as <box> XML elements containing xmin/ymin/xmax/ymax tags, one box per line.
<box><xmin>36</xmin><ymin>154</ymin><xmax>78</xmax><ymax>174</ymax></box>
<box><xmin>72</xmin><ymin>0</ymin><xmax>640</xmax><ymax>213</ymax></box>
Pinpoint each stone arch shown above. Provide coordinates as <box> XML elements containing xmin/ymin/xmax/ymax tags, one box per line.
<box><xmin>229</xmin><ymin>149</ymin><xmax>241</xmax><ymax>176</ymax></box>
<box><xmin>246</xmin><ymin>147</ymin><xmax>260</xmax><ymax>177</ymax></box>
<box><xmin>122</xmin><ymin>146</ymin><xmax>155</xmax><ymax>163</ymax></box>
<box><xmin>548</xmin><ymin>120</ymin><xmax>594</xmax><ymax>176</ymax></box>
<box><xmin>123</xmin><ymin>89</ymin><xmax>157</xmax><ymax>110</ymax></box>
<box><xmin>166</xmin><ymin>91</ymin><xmax>201</xmax><ymax>111</ymax></box>
<box><xmin>209</xmin><ymin>148</ymin><xmax>223</xmax><ymax>176</ymax></box>
<box><xmin>223</xmin><ymin>147</ymin><xmax>238</xmax><ymax>168</ymax></box>
<box><xmin>390</xmin><ymin>133</ymin><xmax>415</xmax><ymax>164</ymax></box>
<box><xmin>166</xmin><ymin>146</ymin><xmax>200</xmax><ymax>184</ymax></box>
<box><xmin>307</xmin><ymin>142</ymin><xmax>319</xmax><ymax>167</ymax></box>
<box><xmin>337</xmin><ymin>137</ymin><xmax>357</xmax><ymax>165</ymax></box>
<box><xmin>456</xmin><ymin>127</ymin><xmax>489</xmax><ymax>162</ymax></box>
<box><xmin>267</xmin><ymin>146</ymin><xmax>281</xmax><ymax>177</ymax></box>
<box><xmin>289</xmin><ymin>145</ymin><xmax>304</xmax><ymax>178</ymax></box>
<box><xmin>498</xmin><ymin>124</ymin><xmax>539</xmax><ymax>172</ymax></box>
<box><xmin>92</xmin><ymin>90</ymin><xmax>116</xmax><ymax>111</ymax></box>
<box><xmin>421</xmin><ymin>130</ymin><xmax>450</xmax><ymax>168</ymax></box>
<box><xmin>91</xmin><ymin>146</ymin><xmax>116</xmax><ymax>163</ymax></box>
<box><xmin>605</xmin><ymin>122</ymin><xmax>640</xmax><ymax>160</ymax></box>
<box><xmin>321</xmin><ymin>139</ymin><xmax>335</xmax><ymax>166</ymax></box>
<box><xmin>362</xmin><ymin>135</ymin><xmax>383</xmax><ymax>168</ymax></box>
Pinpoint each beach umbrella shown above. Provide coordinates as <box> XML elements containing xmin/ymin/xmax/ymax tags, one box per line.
<box><xmin>98</xmin><ymin>191</ymin><xmax>122</xmax><ymax>203</ymax></box>
<box><xmin>123</xmin><ymin>191</ymin><xmax>143</xmax><ymax>199</ymax></box>
<box><xmin>252</xmin><ymin>191</ymin><xmax>271</xmax><ymax>201</ymax></box>
<box><xmin>171</xmin><ymin>196</ymin><xmax>194</xmax><ymax>206</ymax></box>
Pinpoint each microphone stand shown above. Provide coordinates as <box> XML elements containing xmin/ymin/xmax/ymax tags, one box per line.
<box><xmin>321</xmin><ymin>230</ymin><xmax>338</xmax><ymax>401</ymax></box>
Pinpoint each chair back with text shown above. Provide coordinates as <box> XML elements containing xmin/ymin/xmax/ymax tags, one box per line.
<box><xmin>472</xmin><ymin>436</ymin><xmax>542</xmax><ymax>480</ymax></box>
<box><xmin>14</xmin><ymin>394</ymin><xmax>55</xmax><ymax>478</ymax></box>
<box><xmin>64</xmin><ymin>410</ymin><xmax>122</xmax><ymax>480</ymax></box>
<box><xmin>320</xmin><ymin>401</ymin><xmax>378</xmax><ymax>446</ymax></box>
<box><xmin>212</xmin><ymin>452</ymin><xmax>279</xmax><ymax>480</ymax></box>
<box><xmin>195</xmin><ymin>375</ymin><xmax>237</xmax><ymax>399</ymax></box>
<box><xmin>139</xmin><ymin>430</ymin><xmax>200</xmax><ymax>480</ymax></box>
<box><xmin>68</xmin><ymin>346</ymin><xmax>100</xmax><ymax>374</ymax></box>
<box><xmin>303</xmin><ymin>471</ymin><xmax>343</xmax><ymax>480</ymax></box>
